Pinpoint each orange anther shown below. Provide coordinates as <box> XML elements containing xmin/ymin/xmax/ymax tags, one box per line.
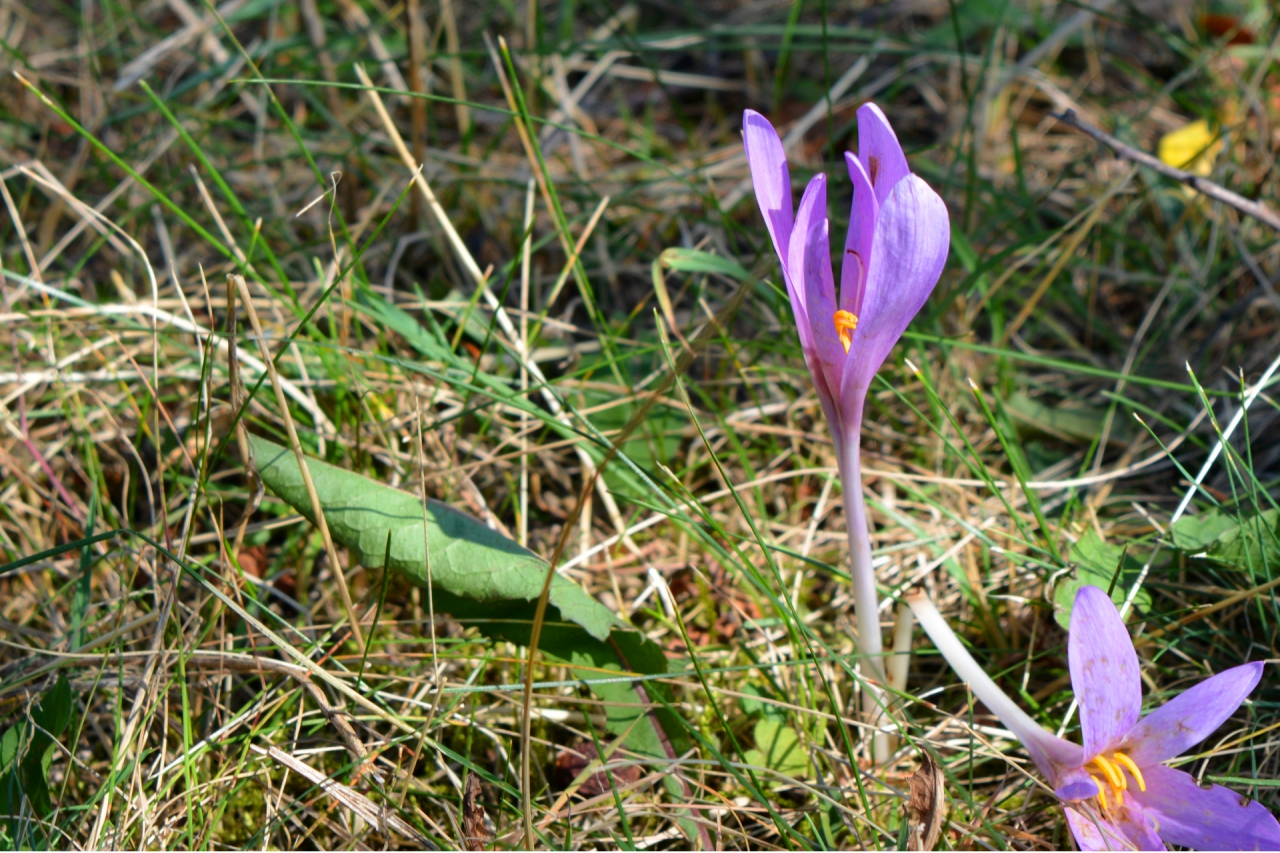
<box><xmin>1092</xmin><ymin>754</ymin><xmax>1126</xmax><ymax>791</ymax></box>
<box><xmin>834</xmin><ymin>310</ymin><xmax>858</xmax><ymax>353</ymax></box>
<box><xmin>1091</xmin><ymin>774</ymin><xmax>1108</xmax><ymax>810</ymax></box>
<box><xmin>1113</xmin><ymin>753</ymin><xmax>1146</xmax><ymax>792</ymax></box>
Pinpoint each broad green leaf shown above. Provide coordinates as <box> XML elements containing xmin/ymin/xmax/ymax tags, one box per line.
<box><xmin>1209</xmin><ymin>509</ymin><xmax>1280</xmax><ymax>569</ymax></box>
<box><xmin>0</xmin><ymin>727</ymin><xmax>16</xmax><ymax>775</ymax></box>
<box><xmin>738</xmin><ymin>683</ymin><xmax>786</xmax><ymax>722</ymax></box>
<box><xmin>1053</xmin><ymin>529</ymin><xmax>1150</xmax><ymax>629</ymax></box>
<box><xmin>249</xmin><ymin>435</ymin><xmax>688</xmax><ymax>763</ymax></box>
<box><xmin>31</xmin><ymin>674</ymin><xmax>72</xmax><ymax>739</ymax></box>
<box><xmin>1170</xmin><ymin>509</ymin><xmax>1240</xmax><ymax>552</ymax></box>
<box><xmin>743</xmin><ymin>718</ymin><xmax>807</xmax><ymax>778</ymax></box>
<box><xmin>1171</xmin><ymin>507</ymin><xmax>1280</xmax><ymax>574</ymax></box>
<box><xmin>0</xmin><ymin>673</ymin><xmax>76</xmax><ymax>833</ymax></box>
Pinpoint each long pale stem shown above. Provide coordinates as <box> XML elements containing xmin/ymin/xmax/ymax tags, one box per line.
<box><xmin>839</xmin><ymin>424</ymin><xmax>884</xmax><ymax>675</ymax></box>
<box><xmin>906</xmin><ymin>589</ymin><xmax>1082</xmax><ymax>778</ymax></box>
<box><xmin>838</xmin><ymin>419</ymin><xmax>892</xmax><ymax>763</ymax></box>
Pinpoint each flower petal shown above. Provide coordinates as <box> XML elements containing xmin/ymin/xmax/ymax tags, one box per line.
<box><xmin>1131</xmin><ymin>764</ymin><xmax>1280</xmax><ymax>851</ymax></box>
<box><xmin>1055</xmin><ymin>766</ymin><xmax>1102</xmax><ymax>802</ymax></box>
<box><xmin>840</xmin><ymin>151</ymin><xmax>877</xmax><ymax>318</ymax></box>
<box><xmin>743</xmin><ymin>110</ymin><xmax>793</xmax><ymax>275</ymax></box>
<box><xmin>1121</xmin><ymin>662</ymin><xmax>1264</xmax><ymax>766</ymax></box>
<box><xmin>839</xmin><ymin>174</ymin><xmax>949</xmax><ymax>397</ymax></box>
<box><xmin>856</xmin><ymin>102</ymin><xmax>911</xmax><ymax>205</ymax></box>
<box><xmin>1070</xmin><ymin>585</ymin><xmax>1142</xmax><ymax>761</ymax></box>
<box><xmin>744</xmin><ymin>109</ymin><xmax>816</xmax><ymax>379</ymax></box>
<box><xmin>1065</xmin><ymin>806</ymin><xmax>1146</xmax><ymax>851</ymax></box>
<box><xmin>1117</xmin><ymin>804</ymin><xmax>1166</xmax><ymax>851</ymax></box>
<box><xmin>788</xmin><ymin>174</ymin><xmax>842</xmax><ymax>408</ymax></box>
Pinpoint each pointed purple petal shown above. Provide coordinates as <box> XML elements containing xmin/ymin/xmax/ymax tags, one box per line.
<box><xmin>840</xmin><ymin>152</ymin><xmax>877</xmax><ymax>318</ymax></box>
<box><xmin>1070</xmin><ymin>585</ymin><xmax>1142</xmax><ymax>761</ymax></box>
<box><xmin>857</xmin><ymin>102</ymin><xmax>911</xmax><ymax>205</ymax></box>
<box><xmin>788</xmin><ymin>174</ymin><xmax>842</xmax><ymax>408</ymax></box>
<box><xmin>839</xmin><ymin>174</ymin><xmax>949</xmax><ymax>398</ymax></box>
<box><xmin>1122</xmin><ymin>663</ymin><xmax>1264</xmax><ymax>767</ymax></box>
<box><xmin>1131</xmin><ymin>764</ymin><xmax>1280</xmax><ymax>851</ymax></box>
<box><xmin>743</xmin><ymin>110</ymin><xmax>793</xmax><ymax>276</ymax></box>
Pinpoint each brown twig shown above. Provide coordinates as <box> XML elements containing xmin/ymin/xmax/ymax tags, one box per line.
<box><xmin>1052</xmin><ymin>109</ymin><xmax>1280</xmax><ymax>233</ymax></box>
<box><xmin>252</xmin><ymin>743</ymin><xmax>431</xmax><ymax>847</ymax></box>
<box><xmin>183</xmin><ymin>652</ymin><xmax>369</xmax><ymax>768</ymax></box>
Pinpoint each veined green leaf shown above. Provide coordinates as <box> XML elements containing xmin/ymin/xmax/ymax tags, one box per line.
<box><xmin>1</xmin><ymin>672</ymin><xmax>75</xmax><ymax>843</ymax></box>
<box><xmin>743</xmin><ymin>718</ymin><xmax>807</xmax><ymax>778</ymax></box>
<box><xmin>1053</xmin><ymin>530</ymin><xmax>1150</xmax><ymax>629</ymax></box>
<box><xmin>249</xmin><ymin>435</ymin><xmax>687</xmax><ymax>762</ymax></box>
<box><xmin>1172</xmin><ymin>507</ymin><xmax>1280</xmax><ymax>571</ymax></box>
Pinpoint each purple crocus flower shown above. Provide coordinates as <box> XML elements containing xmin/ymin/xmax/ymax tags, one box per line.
<box><xmin>743</xmin><ymin>106</ymin><xmax>949</xmax><ymax>703</ymax></box>
<box><xmin>908</xmin><ymin>584</ymin><xmax>1280</xmax><ymax>851</ymax></box>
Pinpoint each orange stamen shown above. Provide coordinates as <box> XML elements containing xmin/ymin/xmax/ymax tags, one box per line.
<box><xmin>1092</xmin><ymin>754</ymin><xmax>1126</xmax><ymax>791</ymax></box>
<box><xmin>1087</xmin><ymin>750</ymin><xmax>1148</xmax><ymax>813</ymax></box>
<box><xmin>834</xmin><ymin>310</ymin><xmax>858</xmax><ymax>353</ymax></box>
<box><xmin>1113</xmin><ymin>753</ymin><xmax>1146</xmax><ymax>792</ymax></box>
<box><xmin>1091</xmin><ymin>775</ymin><xmax>1108</xmax><ymax>810</ymax></box>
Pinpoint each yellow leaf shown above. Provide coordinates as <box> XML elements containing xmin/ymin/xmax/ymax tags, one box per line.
<box><xmin>1157</xmin><ymin>119</ymin><xmax>1221</xmax><ymax>176</ymax></box>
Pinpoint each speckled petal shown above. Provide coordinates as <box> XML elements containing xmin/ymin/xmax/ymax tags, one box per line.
<box><xmin>1065</xmin><ymin>806</ymin><xmax>1143</xmax><ymax>851</ymax></box>
<box><xmin>1121</xmin><ymin>662</ymin><xmax>1263</xmax><ymax>767</ymax></box>
<box><xmin>1070</xmin><ymin>585</ymin><xmax>1142</xmax><ymax>761</ymax></box>
<box><xmin>1132</xmin><ymin>764</ymin><xmax>1280</xmax><ymax>851</ymax></box>
<box><xmin>1055</xmin><ymin>766</ymin><xmax>1102</xmax><ymax>803</ymax></box>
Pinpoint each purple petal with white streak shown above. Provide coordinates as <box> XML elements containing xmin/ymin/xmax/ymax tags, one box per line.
<box><xmin>839</xmin><ymin>174</ymin><xmax>950</xmax><ymax>399</ymax></box>
<box><xmin>856</xmin><ymin>102</ymin><xmax>911</xmax><ymax>205</ymax></box>
<box><xmin>1131</xmin><ymin>764</ymin><xmax>1280</xmax><ymax>851</ymax></box>
<box><xmin>1122</xmin><ymin>662</ymin><xmax>1264</xmax><ymax>767</ymax></box>
<box><xmin>743</xmin><ymin>110</ymin><xmax>793</xmax><ymax>275</ymax></box>
<box><xmin>1070</xmin><ymin>585</ymin><xmax>1142</xmax><ymax>761</ymax></box>
<box><xmin>840</xmin><ymin>151</ymin><xmax>877</xmax><ymax>318</ymax></box>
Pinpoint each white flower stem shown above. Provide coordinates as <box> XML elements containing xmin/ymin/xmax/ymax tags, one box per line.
<box><xmin>839</xmin><ymin>425</ymin><xmax>891</xmax><ymax>763</ymax></box>
<box><xmin>840</xmin><ymin>430</ymin><xmax>885</xmax><ymax>673</ymax></box>
<box><xmin>906</xmin><ymin>588</ymin><xmax>1068</xmax><ymax>773</ymax></box>
<box><xmin>888</xmin><ymin>599</ymin><xmax>914</xmax><ymax>692</ymax></box>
